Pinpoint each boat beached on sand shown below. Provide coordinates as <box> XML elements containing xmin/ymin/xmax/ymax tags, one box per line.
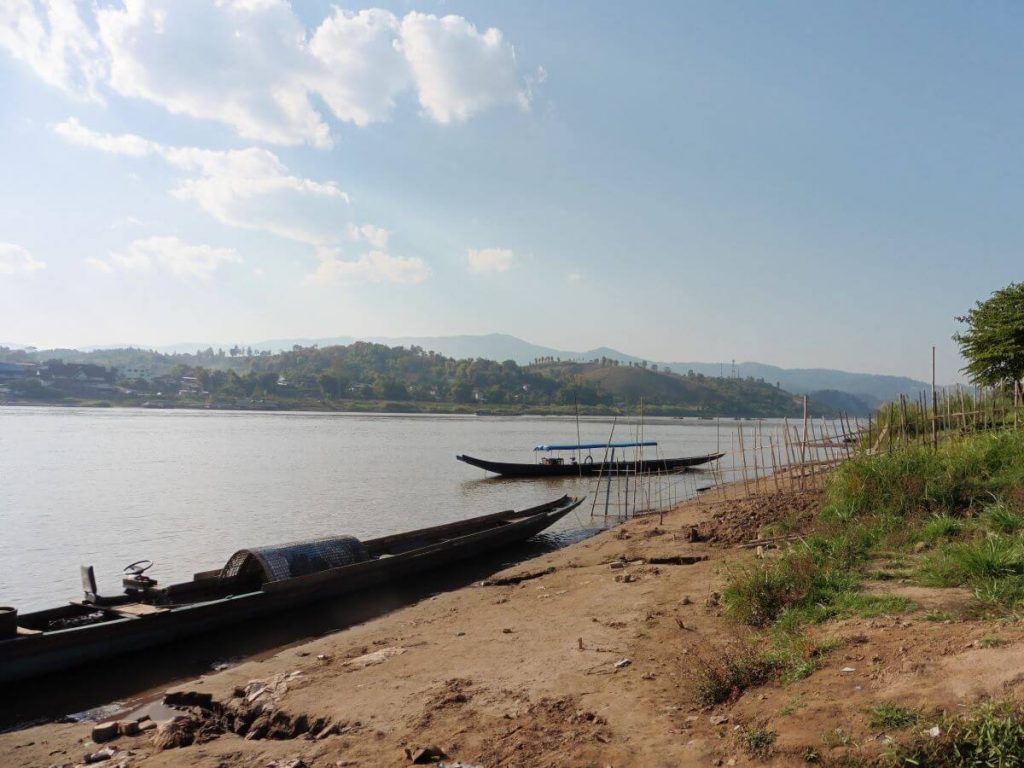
<box><xmin>457</xmin><ymin>441</ymin><xmax>724</xmax><ymax>478</ymax></box>
<box><xmin>0</xmin><ymin>495</ymin><xmax>583</xmax><ymax>684</ymax></box>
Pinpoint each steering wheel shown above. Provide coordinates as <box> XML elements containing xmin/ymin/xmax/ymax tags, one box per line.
<box><xmin>123</xmin><ymin>559</ymin><xmax>153</xmax><ymax>576</ymax></box>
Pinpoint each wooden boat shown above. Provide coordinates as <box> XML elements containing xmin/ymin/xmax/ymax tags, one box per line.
<box><xmin>457</xmin><ymin>441</ymin><xmax>724</xmax><ymax>478</ymax></box>
<box><xmin>0</xmin><ymin>496</ymin><xmax>583</xmax><ymax>684</ymax></box>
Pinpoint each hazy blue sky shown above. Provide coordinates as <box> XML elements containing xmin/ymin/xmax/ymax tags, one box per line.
<box><xmin>2</xmin><ymin>1</ymin><xmax>1021</xmax><ymax>382</ymax></box>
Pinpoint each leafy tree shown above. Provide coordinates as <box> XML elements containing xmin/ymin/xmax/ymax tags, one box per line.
<box><xmin>955</xmin><ymin>282</ymin><xmax>1024</xmax><ymax>386</ymax></box>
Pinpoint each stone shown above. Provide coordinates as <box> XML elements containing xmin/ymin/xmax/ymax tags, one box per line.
<box><xmin>409</xmin><ymin>745</ymin><xmax>447</xmax><ymax>764</ymax></box>
<box><xmin>116</xmin><ymin>720</ymin><xmax>139</xmax><ymax>737</ymax></box>
<box><xmin>91</xmin><ymin>722</ymin><xmax>119</xmax><ymax>744</ymax></box>
<box><xmin>163</xmin><ymin>690</ymin><xmax>213</xmax><ymax>709</ymax></box>
<box><xmin>83</xmin><ymin>746</ymin><xmax>119</xmax><ymax>764</ymax></box>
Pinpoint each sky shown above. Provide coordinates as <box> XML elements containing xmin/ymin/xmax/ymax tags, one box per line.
<box><xmin>1</xmin><ymin>1</ymin><xmax>1022</xmax><ymax>383</ymax></box>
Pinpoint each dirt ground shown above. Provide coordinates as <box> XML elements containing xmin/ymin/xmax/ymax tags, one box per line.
<box><xmin>4</xmin><ymin>480</ymin><xmax>1024</xmax><ymax>768</ymax></box>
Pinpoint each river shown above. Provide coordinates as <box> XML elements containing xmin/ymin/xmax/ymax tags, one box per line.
<box><xmin>0</xmin><ymin>407</ymin><xmax>740</xmax><ymax>611</ymax></box>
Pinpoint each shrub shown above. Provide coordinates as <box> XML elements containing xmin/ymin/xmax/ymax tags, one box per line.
<box><xmin>690</xmin><ymin>645</ymin><xmax>779</xmax><ymax>706</ymax></box>
<box><xmin>741</xmin><ymin>727</ymin><xmax>776</xmax><ymax>758</ymax></box>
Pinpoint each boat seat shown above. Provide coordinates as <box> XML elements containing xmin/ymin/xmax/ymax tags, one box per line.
<box><xmin>69</xmin><ymin>600</ymin><xmax>168</xmax><ymax>618</ymax></box>
<box><xmin>111</xmin><ymin>603</ymin><xmax>167</xmax><ymax>617</ymax></box>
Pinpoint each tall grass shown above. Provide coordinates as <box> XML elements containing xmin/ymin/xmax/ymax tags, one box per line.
<box><xmin>724</xmin><ymin>430</ymin><xmax>1024</xmax><ymax>629</ymax></box>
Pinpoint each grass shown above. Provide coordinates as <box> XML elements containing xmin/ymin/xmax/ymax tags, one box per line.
<box><xmin>711</xmin><ymin>430</ymin><xmax>1024</xmax><ymax>707</ymax></box>
<box><xmin>921</xmin><ymin>514</ymin><xmax>966</xmax><ymax>542</ymax></box>
<box><xmin>707</xmin><ymin>431</ymin><xmax>1024</xmax><ymax>710</ymax></box>
<box><xmin>981</xmin><ymin>499</ymin><xmax>1024</xmax><ymax>534</ymax></box>
<box><xmin>867</xmin><ymin>703</ymin><xmax>919</xmax><ymax>730</ymax></box>
<box><xmin>978</xmin><ymin>635</ymin><xmax>1007</xmax><ymax>648</ymax></box>
<box><xmin>725</xmin><ymin>432</ymin><xmax>1024</xmax><ymax>634</ymax></box>
<box><xmin>884</xmin><ymin>700</ymin><xmax>1024</xmax><ymax>766</ymax></box>
<box><xmin>741</xmin><ymin>727</ymin><xmax>777</xmax><ymax>758</ymax></box>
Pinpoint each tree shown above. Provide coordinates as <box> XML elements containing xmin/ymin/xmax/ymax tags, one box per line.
<box><xmin>955</xmin><ymin>282</ymin><xmax>1024</xmax><ymax>386</ymax></box>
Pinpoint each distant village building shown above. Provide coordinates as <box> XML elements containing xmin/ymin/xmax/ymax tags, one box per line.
<box><xmin>31</xmin><ymin>362</ymin><xmax>116</xmax><ymax>393</ymax></box>
<box><xmin>0</xmin><ymin>361</ymin><xmax>37</xmax><ymax>382</ymax></box>
<box><xmin>118</xmin><ymin>365</ymin><xmax>153</xmax><ymax>381</ymax></box>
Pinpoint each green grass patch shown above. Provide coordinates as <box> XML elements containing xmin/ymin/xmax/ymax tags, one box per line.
<box><xmin>885</xmin><ymin>700</ymin><xmax>1024</xmax><ymax>766</ymax></box>
<box><xmin>919</xmin><ymin>536</ymin><xmax>1024</xmax><ymax>608</ymax></box>
<box><xmin>765</xmin><ymin>631</ymin><xmax>841</xmax><ymax>683</ymax></box>
<box><xmin>921</xmin><ymin>514</ymin><xmax>967</xmax><ymax>542</ymax></box>
<box><xmin>867</xmin><ymin>703</ymin><xmax>919</xmax><ymax>730</ymax></box>
<box><xmin>980</xmin><ymin>499</ymin><xmax>1024</xmax><ymax>534</ymax></box>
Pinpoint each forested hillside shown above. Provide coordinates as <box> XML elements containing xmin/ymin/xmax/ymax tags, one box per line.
<box><xmin>0</xmin><ymin>343</ymin><xmax>830</xmax><ymax>416</ymax></box>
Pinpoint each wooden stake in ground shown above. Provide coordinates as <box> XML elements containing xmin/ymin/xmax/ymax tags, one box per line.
<box><xmin>932</xmin><ymin>345</ymin><xmax>938</xmax><ymax>451</ymax></box>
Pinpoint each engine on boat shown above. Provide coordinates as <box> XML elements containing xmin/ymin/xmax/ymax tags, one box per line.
<box><xmin>220</xmin><ymin>535</ymin><xmax>369</xmax><ymax>584</ymax></box>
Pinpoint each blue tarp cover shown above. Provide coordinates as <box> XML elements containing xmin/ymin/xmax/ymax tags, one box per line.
<box><xmin>534</xmin><ymin>440</ymin><xmax>658</xmax><ymax>451</ymax></box>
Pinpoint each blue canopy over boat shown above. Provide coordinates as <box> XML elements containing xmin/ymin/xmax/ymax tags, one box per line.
<box><xmin>533</xmin><ymin>440</ymin><xmax>658</xmax><ymax>451</ymax></box>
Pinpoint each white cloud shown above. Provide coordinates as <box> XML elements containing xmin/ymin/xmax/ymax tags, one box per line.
<box><xmin>110</xmin><ymin>215</ymin><xmax>145</xmax><ymax>229</ymax></box>
<box><xmin>467</xmin><ymin>247</ymin><xmax>514</xmax><ymax>273</ymax></box>
<box><xmin>54</xmin><ymin>118</ymin><xmax>352</xmax><ymax>245</ymax></box>
<box><xmin>0</xmin><ymin>242</ymin><xmax>46</xmax><ymax>274</ymax></box>
<box><xmin>566</xmin><ymin>271</ymin><xmax>581</xmax><ymax>283</ymax></box>
<box><xmin>399</xmin><ymin>13</ymin><xmax>527</xmax><ymax>124</ymax></box>
<box><xmin>108</xmin><ymin>236</ymin><xmax>241</xmax><ymax>278</ymax></box>
<box><xmin>309</xmin><ymin>8</ymin><xmax>409</xmax><ymax>128</ymax></box>
<box><xmin>0</xmin><ymin>0</ymin><xmax>105</xmax><ymax>99</ymax></box>
<box><xmin>54</xmin><ymin>116</ymin><xmax>156</xmax><ymax>156</ymax></box>
<box><xmin>4</xmin><ymin>2</ymin><xmax>534</xmax><ymax>146</ymax></box>
<box><xmin>350</xmin><ymin>223</ymin><xmax>390</xmax><ymax>250</ymax></box>
<box><xmin>96</xmin><ymin>0</ymin><xmax>333</xmax><ymax>148</ymax></box>
<box><xmin>308</xmin><ymin>249</ymin><xmax>429</xmax><ymax>285</ymax></box>
<box><xmin>85</xmin><ymin>256</ymin><xmax>113</xmax><ymax>272</ymax></box>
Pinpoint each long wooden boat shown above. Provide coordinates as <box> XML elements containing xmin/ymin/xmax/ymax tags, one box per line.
<box><xmin>0</xmin><ymin>496</ymin><xmax>583</xmax><ymax>684</ymax></box>
<box><xmin>457</xmin><ymin>447</ymin><xmax>724</xmax><ymax>478</ymax></box>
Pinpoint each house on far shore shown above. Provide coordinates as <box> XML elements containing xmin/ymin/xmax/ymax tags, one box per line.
<box><xmin>118</xmin><ymin>365</ymin><xmax>154</xmax><ymax>381</ymax></box>
<box><xmin>0</xmin><ymin>361</ymin><xmax>38</xmax><ymax>383</ymax></box>
<box><xmin>36</xmin><ymin>361</ymin><xmax>117</xmax><ymax>393</ymax></box>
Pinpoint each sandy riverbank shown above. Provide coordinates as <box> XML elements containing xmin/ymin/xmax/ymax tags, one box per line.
<box><xmin>5</xmin><ymin>478</ymin><xmax>1024</xmax><ymax>767</ymax></box>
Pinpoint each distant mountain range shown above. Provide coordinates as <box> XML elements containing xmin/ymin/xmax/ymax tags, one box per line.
<box><xmin>245</xmin><ymin>333</ymin><xmax>929</xmax><ymax>404</ymax></box>
<box><xmin>6</xmin><ymin>332</ymin><xmax>933</xmax><ymax>407</ymax></box>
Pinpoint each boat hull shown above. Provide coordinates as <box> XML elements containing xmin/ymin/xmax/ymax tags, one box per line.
<box><xmin>0</xmin><ymin>497</ymin><xmax>582</xmax><ymax>684</ymax></box>
<box><xmin>456</xmin><ymin>452</ymin><xmax>724</xmax><ymax>478</ymax></box>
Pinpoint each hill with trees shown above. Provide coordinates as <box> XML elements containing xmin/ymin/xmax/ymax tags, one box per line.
<box><xmin>0</xmin><ymin>343</ymin><xmax>835</xmax><ymax>417</ymax></box>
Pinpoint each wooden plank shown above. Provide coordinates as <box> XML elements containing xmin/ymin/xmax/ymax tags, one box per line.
<box><xmin>113</xmin><ymin>603</ymin><xmax>167</xmax><ymax>617</ymax></box>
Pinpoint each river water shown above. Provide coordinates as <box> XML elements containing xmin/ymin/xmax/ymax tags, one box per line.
<box><xmin>0</xmin><ymin>407</ymin><xmax>739</xmax><ymax>611</ymax></box>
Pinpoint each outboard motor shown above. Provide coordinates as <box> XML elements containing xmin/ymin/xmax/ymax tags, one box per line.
<box><xmin>122</xmin><ymin>560</ymin><xmax>158</xmax><ymax>596</ymax></box>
